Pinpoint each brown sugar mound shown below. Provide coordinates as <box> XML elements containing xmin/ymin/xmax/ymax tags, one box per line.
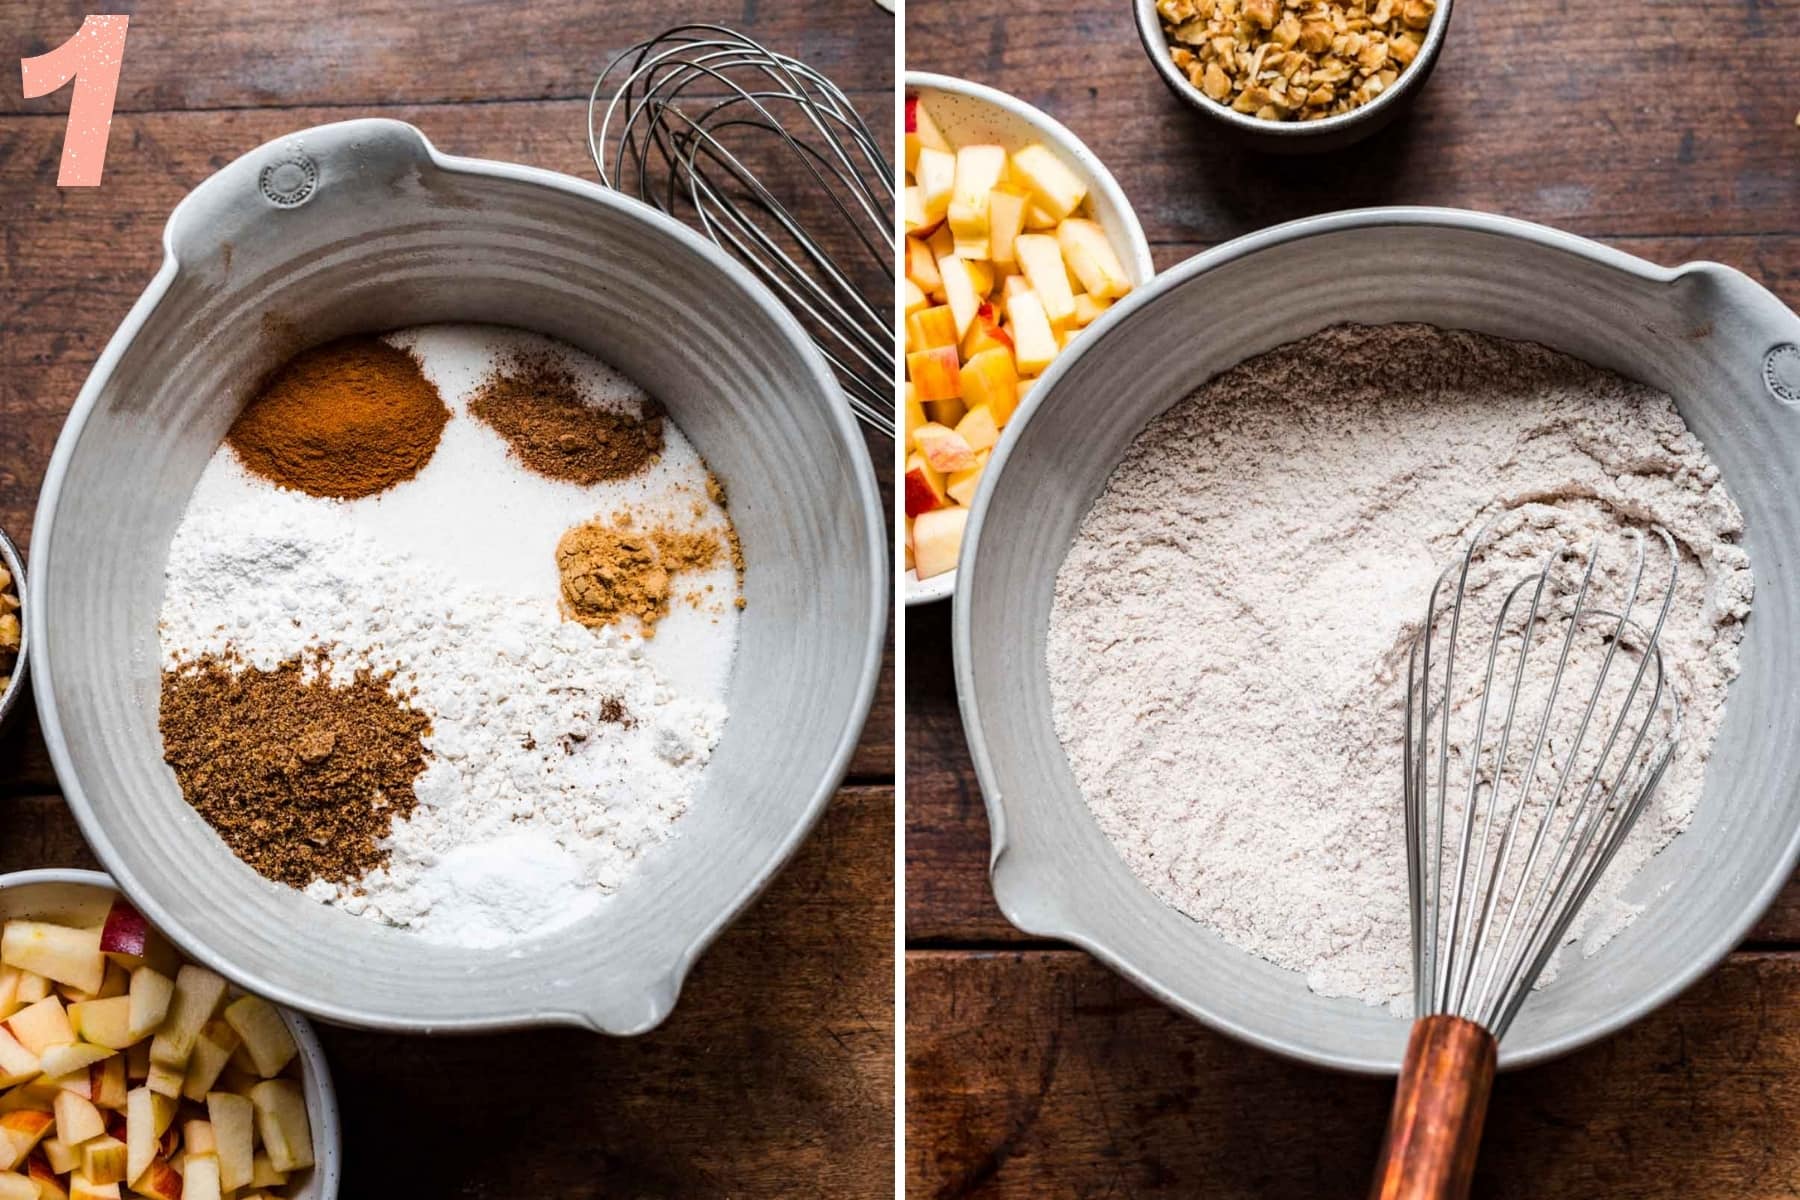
<box><xmin>228</xmin><ymin>336</ymin><xmax>449</xmax><ymax>499</ymax></box>
<box><xmin>556</xmin><ymin>517</ymin><xmax>722</xmax><ymax>636</ymax></box>
<box><xmin>468</xmin><ymin>354</ymin><xmax>663</xmax><ymax>484</ymax></box>
<box><xmin>159</xmin><ymin>655</ymin><xmax>432</xmax><ymax>888</ymax></box>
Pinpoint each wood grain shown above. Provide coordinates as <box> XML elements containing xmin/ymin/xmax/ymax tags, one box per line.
<box><xmin>906</xmin><ymin>0</ymin><xmax>1800</xmax><ymax>243</ymax></box>
<box><xmin>908</xmin><ymin>950</ymin><xmax>1800</xmax><ymax>1199</ymax></box>
<box><xmin>4</xmin><ymin>785</ymin><xmax>894</xmax><ymax>1198</ymax></box>
<box><xmin>0</xmin><ymin>1</ymin><xmax>894</xmax><ymax>113</ymax></box>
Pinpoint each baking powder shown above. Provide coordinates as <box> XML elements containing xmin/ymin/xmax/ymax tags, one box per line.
<box><xmin>1046</xmin><ymin>324</ymin><xmax>1751</xmax><ymax>1009</ymax></box>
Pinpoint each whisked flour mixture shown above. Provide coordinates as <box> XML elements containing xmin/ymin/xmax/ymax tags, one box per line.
<box><xmin>1046</xmin><ymin>324</ymin><xmax>1752</xmax><ymax>1009</ymax></box>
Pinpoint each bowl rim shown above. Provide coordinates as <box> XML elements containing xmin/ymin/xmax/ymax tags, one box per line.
<box><xmin>0</xmin><ymin>522</ymin><xmax>25</xmax><ymax>729</ymax></box>
<box><xmin>1131</xmin><ymin>0</ymin><xmax>1455</xmax><ymax>139</ymax></box>
<box><xmin>28</xmin><ymin>118</ymin><xmax>889</xmax><ymax>1034</ymax></box>
<box><xmin>953</xmin><ymin>204</ymin><xmax>1800</xmax><ymax>1074</ymax></box>
<box><xmin>0</xmin><ymin>867</ymin><xmax>343</xmax><ymax>1197</ymax></box>
<box><xmin>901</xmin><ymin>72</ymin><xmax>1156</xmax><ymax>606</ymax></box>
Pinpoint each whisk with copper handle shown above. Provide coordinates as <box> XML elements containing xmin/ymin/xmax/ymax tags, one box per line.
<box><xmin>1371</xmin><ymin>524</ymin><xmax>1681</xmax><ymax>1200</ymax></box>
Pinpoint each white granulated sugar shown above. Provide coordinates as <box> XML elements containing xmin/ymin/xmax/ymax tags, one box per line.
<box><xmin>1046</xmin><ymin>324</ymin><xmax>1752</xmax><ymax>1010</ymax></box>
<box><xmin>160</xmin><ymin>324</ymin><xmax>737</xmax><ymax>946</ymax></box>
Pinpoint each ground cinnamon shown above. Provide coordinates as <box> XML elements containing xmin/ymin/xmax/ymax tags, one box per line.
<box><xmin>159</xmin><ymin>655</ymin><xmax>432</xmax><ymax>887</ymax></box>
<box><xmin>555</xmin><ymin>515</ymin><xmax>724</xmax><ymax>635</ymax></box>
<box><xmin>228</xmin><ymin>336</ymin><xmax>449</xmax><ymax>499</ymax></box>
<box><xmin>468</xmin><ymin>354</ymin><xmax>663</xmax><ymax>484</ymax></box>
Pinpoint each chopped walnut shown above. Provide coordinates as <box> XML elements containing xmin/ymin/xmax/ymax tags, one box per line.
<box><xmin>1156</xmin><ymin>0</ymin><xmax>1436</xmax><ymax>122</ymax></box>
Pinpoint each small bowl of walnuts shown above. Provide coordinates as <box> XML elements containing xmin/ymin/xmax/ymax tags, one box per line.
<box><xmin>1136</xmin><ymin>0</ymin><xmax>1454</xmax><ymax>152</ymax></box>
<box><xmin>0</xmin><ymin>522</ymin><xmax>24</xmax><ymax>732</ymax></box>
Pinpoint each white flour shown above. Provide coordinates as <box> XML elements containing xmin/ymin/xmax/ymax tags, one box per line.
<box><xmin>1046</xmin><ymin>325</ymin><xmax>1752</xmax><ymax>1010</ymax></box>
<box><xmin>160</xmin><ymin>325</ymin><xmax>738</xmax><ymax>947</ymax></box>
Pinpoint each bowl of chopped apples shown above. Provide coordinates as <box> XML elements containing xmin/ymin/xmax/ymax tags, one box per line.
<box><xmin>903</xmin><ymin>74</ymin><xmax>1155</xmax><ymax>605</ymax></box>
<box><xmin>0</xmin><ymin>870</ymin><xmax>340</xmax><ymax>1199</ymax></box>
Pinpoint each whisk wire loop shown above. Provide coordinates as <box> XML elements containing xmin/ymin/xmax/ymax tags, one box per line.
<box><xmin>1405</xmin><ymin>522</ymin><xmax>1682</xmax><ymax>1041</ymax></box>
<box><xmin>590</xmin><ymin>26</ymin><xmax>895</xmax><ymax>436</ymax></box>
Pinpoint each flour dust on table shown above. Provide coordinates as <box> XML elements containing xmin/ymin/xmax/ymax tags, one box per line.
<box><xmin>1046</xmin><ymin>324</ymin><xmax>1752</xmax><ymax>1011</ymax></box>
<box><xmin>158</xmin><ymin>325</ymin><xmax>742</xmax><ymax>948</ymax></box>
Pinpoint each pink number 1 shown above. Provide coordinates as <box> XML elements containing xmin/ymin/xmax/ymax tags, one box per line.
<box><xmin>21</xmin><ymin>15</ymin><xmax>130</xmax><ymax>187</ymax></box>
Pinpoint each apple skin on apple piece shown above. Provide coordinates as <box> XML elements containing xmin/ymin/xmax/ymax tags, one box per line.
<box><xmin>904</xmin><ymin>453</ymin><xmax>950</xmax><ymax>518</ymax></box>
<box><xmin>126</xmin><ymin>1158</ymin><xmax>180</xmax><ymax>1200</ymax></box>
<box><xmin>26</xmin><ymin>1156</ymin><xmax>67</xmax><ymax>1200</ymax></box>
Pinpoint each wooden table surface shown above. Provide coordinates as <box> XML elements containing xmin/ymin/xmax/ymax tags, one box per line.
<box><xmin>0</xmin><ymin>3</ymin><xmax>894</xmax><ymax>1196</ymax></box>
<box><xmin>905</xmin><ymin>2</ymin><xmax>1800</xmax><ymax>1196</ymax></box>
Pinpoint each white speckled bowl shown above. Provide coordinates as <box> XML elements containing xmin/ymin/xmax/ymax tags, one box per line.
<box><xmin>0</xmin><ymin>870</ymin><xmax>342</xmax><ymax>1198</ymax></box>
<box><xmin>903</xmin><ymin>73</ymin><xmax>1155</xmax><ymax>606</ymax></box>
<box><xmin>957</xmin><ymin>207</ymin><xmax>1800</xmax><ymax>1073</ymax></box>
<box><xmin>29</xmin><ymin>119</ymin><xmax>887</xmax><ymax>1035</ymax></box>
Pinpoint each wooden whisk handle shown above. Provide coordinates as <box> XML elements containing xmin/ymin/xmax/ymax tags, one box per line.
<box><xmin>1368</xmin><ymin>1014</ymin><xmax>1498</xmax><ymax>1200</ymax></box>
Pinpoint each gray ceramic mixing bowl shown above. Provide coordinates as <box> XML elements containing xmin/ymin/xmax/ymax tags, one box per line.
<box><xmin>956</xmin><ymin>207</ymin><xmax>1800</xmax><ymax>1073</ymax></box>
<box><xmin>29</xmin><ymin>119</ymin><xmax>886</xmax><ymax>1034</ymax></box>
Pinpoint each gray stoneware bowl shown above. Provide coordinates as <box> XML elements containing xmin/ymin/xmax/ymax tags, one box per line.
<box><xmin>0</xmin><ymin>522</ymin><xmax>24</xmax><ymax>732</ymax></box>
<box><xmin>29</xmin><ymin>119</ymin><xmax>887</xmax><ymax>1034</ymax></box>
<box><xmin>0</xmin><ymin>870</ymin><xmax>342</xmax><ymax>1198</ymax></box>
<box><xmin>956</xmin><ymin>207</ymin><xmax>1800</xmax><ymax>1073</ymax></box>
<box><xmin>1134</xmin><ymin>0</ymin><xmax>1454</xmax><ymax>152</ymax></box>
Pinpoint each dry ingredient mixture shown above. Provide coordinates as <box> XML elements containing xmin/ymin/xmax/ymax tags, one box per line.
<box><xmin>1157</xmin><ymin>0</ymin><xmax>1435</xmax><ymax>121</ymax></box>
<box><xmin>227</xmin><ymin>336</ymin><xmax>450</xmax><ymax>499</ymax></box>
<box><xmin>0</xmin><ymin>561</ymin><xmax>18</xmax><ymax>695</ymax></box>
<box><xmin>1047</xmin><ymin>324</ymin><xmax>1752</xmax><ymax>1010</ymax></box>
<box><xmin>159</xmin><ymin>655</ymin><xmax>431</xmax><ymax>887</ymax></box>
<box><xmin>469</xmin><ymin>353</ymin><xmax>665</xmax><ymax>484</ymax></box>
<box><xmin>160</xmin><ymin>325</ymin><xmax>742</xmax><ymax>947</ymax></box>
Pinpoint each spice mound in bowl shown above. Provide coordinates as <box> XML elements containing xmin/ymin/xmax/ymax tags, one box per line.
<box><xmin>156</xmin><ymin>325</ymin><xmax>745</xmax><ymax>950</ymax></box>
<box><xmin>0</xmin><ymin>893</ymin><xmax>322</xmax><ymax>1197</ymax></box>
<box><xmin>1155</xmin><ymin>0</ymin><xmax>1437</xmax><ymax>122</ymax></box>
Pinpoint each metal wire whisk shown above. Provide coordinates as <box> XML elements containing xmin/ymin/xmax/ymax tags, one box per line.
<box><xmin>590</xmin><ymin>25</ymin><xmax>895</xmax><ymax>436</ymax></box>
<box><xmin>1371</xmin><ymin>523</ymin><xmax>1682</xmax><ymax>1200</ymax></box>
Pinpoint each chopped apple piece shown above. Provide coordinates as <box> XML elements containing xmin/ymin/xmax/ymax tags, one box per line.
<box><xmin>1009</xmin><ymin>144</ymin><xmax>1088</xmax><ymax>221</ymax></box>
<box><xmin>1000</xmin><ymin>273</ymin><xmax>1034</xmax><ymax>303</ymax></box>
<box><xmin>906</xmin><ymin>345</ymin><xmax>961</xmax><ymax>404</ymax></box>
<box><xmin>0</xmin><ymin>1173</ymin><xmax>33</xmax><ymax>1200</ymax></box>
<box><xmin>89</xmin><ymin>1056</ymin><xmax>126</xmax><ymax>1113</ymax></box>
<box><xmin>911</xmin><ymin>508</ymin><xmax>969</xmax><ymax>581</ymax></box>
<box><xmin>65</xmin><ymin>998</ymin><xmax>132</xmax><ymax>1054</ymax></box>
<box><xmin>936</xmin><ymin>255</ymin><xmax>981</xmax><ymax>338</ymax></box>
<box><xmin>51</xmin><ymin>1091</ymin><xmax>102</xmax><ymax>1148</ymax></box>
<box><xmin>947</xmin><ymin>456</ymin><xmax>987</xmax><ymax>507</ymax></box>
<box><xmin>903</xmin><ymin>392</ymin><xmax>928</xmax><ymax>446</ymax></box>
<box><xmin>1073</xmin><ymin>291</ymin><xmax>1112</xmax><ymax>326</ymax></box>
<box><xmin>926</xmin><ymin>222</ymin><xmax>955</xmax><ymax>261</ymax></box>
<box><xmin>1014</xmin><ymin>234</ymin><xmax>1076</xmax><ymax>326</ymax></box>
<box><xmin>904</xmin><ymin>236</ymin><xmax>941</xmax><ymax>294</ymax></box>
<box><xmin>958</xmin><ymin>347</ymin><xmax>1020</xmax><ymax>425</ymax></box>
<box><xmin>903</xmin><ymin>278</ymin><xmax>929</xmax><ymax>318</ymax></box>
<box><xmin>987</xmin><ymin>187</ymin><xmax>1028</xmax><ymax>266</ymax></box>
<box><xmin>148</xmin><ymin>966</ymin><xmax>225</xmax><ymax>1069</ymax></box>
<box><xmin>42</xmin><ymin>1137</ymin><xmax>78</xmax><ymax>1174</ymax></box>
<box><xmin>184</xmin><ymin>1152</ymin><xmax>223</xmax><ymax>1200</ymax></box>
<box><xmin>125</xmin><ymin>1088</ymin><xmax>175</xmax><ymax>1185</ymax></box>
<box><xmin>1023</xmin><ymin>201</ymin><xmax>1059</xmax><ymax>230</ymax></box>
<box><xmin>248</xmin><ymin>1080</ymin><xmax>312</xmax><ymax>1173</ymax></box>
<box><xmin>914</xmin><ymin>145</ymin><xmax>954</xmax><ymax>224</ymax></box>
<box><xmin>80</xmin><ymin>1136</ymin><xmax>127</xmax><ymax>1186</ymax></box>
<box><xmin>128</xmin><ymin>1158</ymin><xmax>181</xmax><ymax>1200</ymax></box>
<box><xmin>142</xmin><ymin>1060</ymin><xmax>181</xmax><ymax>1100</ymax></box>
<box><xmin>959</xmin><ymin>303</ymin><xmax>1013</xmax><ymax>361</ymax></box>
<box><xmin>906</xmin><ymin>305</ymin><xmax>957</xmax><ymax>353</ymax></box>
<box><xmin>902</xmin><ymin>184</ymin><xmax>927</xmax><ymax>234</ymax></box>
<box><xmin>5</xmin><ymin>1000</ymin><xmax>72</xmax><ymax>1058</ymax></box>
<box><xmin>0</xmin><ymin>1031</ymin><xmax>37</xmax><ymax>1091</ymax></box>
<box><xmin>0</xmin><ymin>925</ymin><xmax>102</xmax><ymax>999</ymax></box>
<box><xmin>179</xmin><ymin>1020</ymin><xmax>240</xmax><ymax>1102</ymax></box>
<box><xmin>955</xmin><ymin>405</ymin><xmax>1001</xmax><ymax>453</ymax></box>
<box><xmin>1005</xmin><ymin>290</ymin><xmax>1060</xmax><ymax>376</ymax></box>
<box><xmin>0</xmin><ymin>970</ymin><xmax>19</xmax><ymax>1023</ymax></box>
<box><xmin>37</xmin><ymin>1045</ymin><xmax>112</xmax><ymax>1083</ymax></box>
<box><xmin>67</xmin><ymin>1171</ymin><xmax>119</xmax><ymax>1200</ymax></box>
<box><xmin>124</xmin><ymin>969</ymin><xmax>171</xmax><ymax>1043</ymax></box>
<box><xmin>903</xmin><ymin>453</ymin><xmax>949</xmax><ymax>518</ymax></box>
<box><xmin>948</xmin><ymin>144</ymin><xmax>1006</xmax><ymax>259</ymax></box>
<box><xmin>248</xmin><ymin>1151</ymin><xmax>287</xmax><ymax>1189</ymax></box>
<box><xmin>924</xmin><ymin>394</ymin><xmax>967</xmax><ymax>428</ymax></box>
<box><xmin>205</xmin><ymin>1093</ymin><xmax>253</xmax><ymax>1192</ymax></box>
<box><xmin>27</xmin><ymin>1157</ymin><xmax>66</xmax><ymax>1200</ymax></box>
<box><xmin>182</xmin><ymin>1119</ymin><xmax>216</xmax><ymax>1156</ymax></box>
<box><xmin>0</xmin><ymin>1110</ymin><xmax>53</xmax><ymax>1171</ymax></box>
<box><xmin>914</xmin><ymin>424</ymin><xmax>978</xmax><ymax>474</ymax></box>
<box><xmin>1056</xmin><ymin>218</ymin><xmax>1133</xmax><ymax>300</ymax></box>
